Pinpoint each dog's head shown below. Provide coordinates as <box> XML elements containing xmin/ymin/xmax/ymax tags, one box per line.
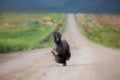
<box><xmin>53</xmin><ymin>32</ymin><xmax>61</xmax><ymax>43</ymax></box>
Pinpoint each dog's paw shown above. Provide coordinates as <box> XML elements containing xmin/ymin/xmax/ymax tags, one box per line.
<box><xmin>51</xmin><ymin>51</ymin><xmax>58</xmax><ymax>55</ymax></box>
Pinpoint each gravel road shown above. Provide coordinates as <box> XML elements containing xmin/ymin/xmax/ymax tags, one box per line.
<box><xmin>0</xmin><ymin>14</ymin><xmax>120</xmax><ymax>80</ymax></box>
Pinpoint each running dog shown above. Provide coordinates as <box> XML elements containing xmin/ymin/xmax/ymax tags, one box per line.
<box><xmin>51</xmin><ymin>32</ymin><xmax>71</xmax><ymax>66</ymax></box>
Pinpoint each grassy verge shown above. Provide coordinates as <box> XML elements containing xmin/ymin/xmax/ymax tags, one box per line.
<box><xmin>76</xmin><ymin>16</ymin><xmax>120</xmax><ymax>49</ymax></box>
<box><xmin>0</xmin><ymin>13</ymin><xmax>65</xmax><ymax>53</ymax></box>
<box><xmin>84</xmin><ymin>27</ymin><xmax>120</xmax><ymax>48</ymax></box>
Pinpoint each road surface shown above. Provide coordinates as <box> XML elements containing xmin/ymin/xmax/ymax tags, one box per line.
<box><xmin>0</xmin><ymin>14</ymin><xmax>120</xmax><ymax>80</ymax></box>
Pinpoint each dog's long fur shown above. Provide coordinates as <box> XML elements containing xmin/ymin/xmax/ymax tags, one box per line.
<box><xmin>51</xmin><ymin>32</ymin><xmax>71</xmax><ymax>66</ymax></box>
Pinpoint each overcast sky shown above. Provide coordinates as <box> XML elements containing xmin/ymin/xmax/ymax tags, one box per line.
<box><xmin>0</xmin><ymin>0</ymin><xmax>120</xmax><ymax>14</ymax></box>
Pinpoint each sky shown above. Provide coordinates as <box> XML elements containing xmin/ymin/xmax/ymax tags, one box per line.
<box><xmin>0</xmin><ymin>0</ymin><xmax>120</xmax><ymax>14</ymax></box>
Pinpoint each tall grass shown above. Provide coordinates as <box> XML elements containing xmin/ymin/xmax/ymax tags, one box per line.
<box><xmin>0</xmin><ymin>25</ymin><xmax>55</xmax><ymax>53</ymax></box>
<box><xmin>0</xmin><ymin>13</ymin><xmax>64</xmax><ymax>53</ymax></box>
<box><xmin>82</xmin><ymin>27</ymin><xmax>120</xmax><ymax>48</ymax></box>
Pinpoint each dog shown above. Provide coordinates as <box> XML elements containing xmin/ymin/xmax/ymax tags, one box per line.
<box><xmin>51</xmin><ymin>32</ymin><xmax>71</xmax><ymax>66</ymax></box>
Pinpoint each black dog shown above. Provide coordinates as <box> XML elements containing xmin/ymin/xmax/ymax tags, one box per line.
<box><xmin>51</xmin><ymin>32</ymin><xmax>71</xmax><ymax>66</ymax></box>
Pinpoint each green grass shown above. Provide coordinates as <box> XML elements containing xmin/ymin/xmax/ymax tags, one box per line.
<box><xmin>0</xmin><ymin>13</ymin><xmax>65</xmax><ymax>53</ymax></box>
<box><xmin>81</xmin><ymin>26</ymin><xmax>120</xmax><ymax>48</ymax></box>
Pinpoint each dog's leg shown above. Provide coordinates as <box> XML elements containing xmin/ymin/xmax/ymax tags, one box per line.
<box><xmin>62</xmin><ymin>61</ymin><xmax>67</xmax><ymax>66</ymax></box>
<box><xmin>66</xmin><ymin>52</ymin><xmax>71</xmax><ymax>60</ymax></box>
<box><xmin>51</xmin><ymin>51</ymin><xmax>57</xmax><ymax>56</ymax></box>
<box><xmin>51</xmin><ymin>51</ymin><xmax>60</xmax><ymax>63</ymax></box>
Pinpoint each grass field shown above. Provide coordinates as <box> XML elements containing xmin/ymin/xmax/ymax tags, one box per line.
<box><xmin>76</xmin><ymin>14</ymin><xmax>120</xmax><ymax>49</ymax></box>
<box><xmin>0</xmin><ymin>13</ymin><xmax>64</xmax><ymax>53</ymax></box>
<box><xmin>83</xmin><ymin>27</ymin><xmax>120</xmax><ymax>48</ymax></box>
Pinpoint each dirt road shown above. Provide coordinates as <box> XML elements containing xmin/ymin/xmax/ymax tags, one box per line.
<box><xmin>0</xmin><ymin>14</ymin><xmax>120</xmax><ymax>80</ymax></box>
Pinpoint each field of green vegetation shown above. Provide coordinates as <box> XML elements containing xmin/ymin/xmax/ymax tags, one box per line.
<box><xmin>0</xmin><ymin>13</ymin><xmax>65</xmax><ymax>53</ymax></box>
<box><xmin>82</xmin><ymin>27</ymin><xmax>120</xmax><ymax>48</ymax></box>
<box><xmin>76</xmin><ymin>14</ymin><xmax>120</xmax><ymax>49</ymax></box>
